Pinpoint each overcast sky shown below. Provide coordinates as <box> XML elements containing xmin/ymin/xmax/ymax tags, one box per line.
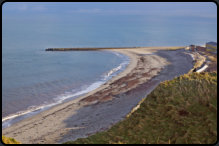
<box><xmin>3</xmin><ymin>2</ymin><xmax>217</xmax><ymax>18</ymax></box>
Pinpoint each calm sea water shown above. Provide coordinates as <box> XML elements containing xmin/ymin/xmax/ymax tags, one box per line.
<box><xmin>2</xmin><ymin>10</ymin><xmax>217</xmax><ymax>127</ymax></box>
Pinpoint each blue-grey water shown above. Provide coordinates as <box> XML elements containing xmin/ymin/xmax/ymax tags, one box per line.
<box><xmin>2</xmin><ymin>49</ymin><xmax>129</xmax><ymax>128</ymax></box>
<box><xmin>2</xmin><ymin>3</ymin><xmax>217</xmax><ymax>128</ymax></box>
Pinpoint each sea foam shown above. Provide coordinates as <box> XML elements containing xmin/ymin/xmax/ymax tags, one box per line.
<box><xmin>2</xmin><ymin>51</ymin><xmax>130</xmax><ymax>129</ymax></box>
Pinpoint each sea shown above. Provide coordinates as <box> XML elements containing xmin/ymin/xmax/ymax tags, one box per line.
<box><xmin>2</xmin><ymin>6</ymin><xmax>217</xmax><ymax>128</ymax></box>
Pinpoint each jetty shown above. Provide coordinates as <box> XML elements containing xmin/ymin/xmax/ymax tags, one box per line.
<box><xmin>45</xmin><ymin>47</ymin><xmax>141</xmax><ymax>51</ymax></box>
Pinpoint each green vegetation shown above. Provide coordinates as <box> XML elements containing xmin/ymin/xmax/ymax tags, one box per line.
<box><xmin>206</xmin><ymin>48</ymin><xmax>217</xmax><ymax>53</ymax></box>
<box><xmin>2</xmin><ymin>136</ymin><xmax>21</xmax><ymax>144</ymax></box>
<box><xmin>65</xmin><ymin>72</ymin><xmax>217</xmax><ymax>144</ymax></box>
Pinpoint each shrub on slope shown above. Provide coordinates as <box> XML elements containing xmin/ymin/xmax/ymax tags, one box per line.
<box><xmin>2</xmin><ymin>136</ymin><xmax>21</xmax><ymax>144</ymax></box>
<box><xmin>65</xmin><ymin>72</ymin><xmax>217</xmax><ymax>144</ymax></box>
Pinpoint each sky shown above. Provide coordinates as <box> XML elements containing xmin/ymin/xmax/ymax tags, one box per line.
<box><xmin>2</xmin><ymin>2</ymin><xmax>217</xmax><ymax>18</ymax></box>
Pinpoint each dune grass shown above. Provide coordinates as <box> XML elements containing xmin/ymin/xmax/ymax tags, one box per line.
<box><xmin>206</xmin><ymin>48</ymin><xmax>217</xmax><ymax>53</ymax></box>
<box><xmin>2</xmin><ymin>136</ymin><xmax>21</xmax><ymax>144</ymax></box>
<box><xmin>64</xmin><ymin>72</ymin><xmax>217</xmax><ymax>144</ymax></box>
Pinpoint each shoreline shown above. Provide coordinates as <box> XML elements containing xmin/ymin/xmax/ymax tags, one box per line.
<box><xmin>2</xmin><ymin>47</ymin><xmax>194</xmax><ymax>144</ymax></box>
<box><xmin>2</xmin><ymin>50</ymin><xmax>130</xmax><ymax>128</ymax></box>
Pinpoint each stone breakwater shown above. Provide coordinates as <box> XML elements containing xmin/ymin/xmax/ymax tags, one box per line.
<box><xmin>45</xmin><ymin>47</ymin><xmax>143</xmax><ymax>51</ymax></box>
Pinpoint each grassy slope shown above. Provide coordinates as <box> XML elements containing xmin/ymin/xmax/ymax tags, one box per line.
<box><xmin>65</xmin><ymin>72</ymin><xmax>217</xmax><ymax>144</ymax></box>
<box><xmin>2</xmin><ymin>136</ymin><xmax>21</xmax><ymax>144</ymax></box>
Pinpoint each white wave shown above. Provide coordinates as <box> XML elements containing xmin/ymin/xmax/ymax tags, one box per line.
<box><xmin>3</xmin><ymin>80</ymin><xmax>108</xmax><ymax>123</ymax></box>
<box><xmin>2</xmin><ymin>105</ymin><xmax>46</xmax><ymax>122</ymax></box>
<box><xmin>104</xmin><ymin>65</ymin><xmax>122</xmax><ymax>79</ymax></box>
<box><xmin>55</xmin><ymin>59</ymin><xmax>129</xmax><ymax>104</ymax></box>
<box><xmin>54</xmin><ymin>81</ymin><xmax>104</xmax><ymax>103</ymax></box>
<box><xmin>103</xmin><ymin>61</ymin><xmax>129</xmax><ymax>80</ymax></box>
<box><xmin>2</xmin><ymin>81</ymin><xmax>104</xmax><ymax>124</ymax></box>
<box><xmin>112</xmin><ymin>51</ymin><xmax>123</xmax><ymax>58</ymax></box>
<box><xmin>188</xmin><ymin>53</ymin><xmax>195</xmax><ymax>60</ymax></box>
<box><xmin>2</xmin><ymin>51</ymin><xmax>130</xmax><ymax>128</ymax></box>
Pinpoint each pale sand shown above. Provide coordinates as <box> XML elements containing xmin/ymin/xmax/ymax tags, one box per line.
<box><xmin>2</xmin><ymin>47</ymin><xmax>193</xmax><ymax>144</ymax></box>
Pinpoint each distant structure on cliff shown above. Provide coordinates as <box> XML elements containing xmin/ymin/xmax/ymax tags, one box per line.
<box><xmin>206</xmin><ymin>42</ymin><xmax>217</xmax><ymax>50</ymax></box>
<box><xmin>196</xmin><ymin>46</ymin><xmax>206</xmax><ymax>52</ymax></box>
<box><xmin>206</xmin><ymin>42</ymin><xmax>217</xmax><ymax>53</ymax></box>
<box><xmin>189</xmin><ymin>45</ymin><xmax>196</xmax><ymax>51</ymax></box>
<box><xmin>188</xmin><ymin>42</ymin><xmax>217</xmax><ymax>53</ymax></box>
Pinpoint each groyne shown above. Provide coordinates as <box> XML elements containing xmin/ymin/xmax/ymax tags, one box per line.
<box><xmin>45</xmin><ymin>47</ymin><xmax>141</xmax><ymax>51</ymax></box>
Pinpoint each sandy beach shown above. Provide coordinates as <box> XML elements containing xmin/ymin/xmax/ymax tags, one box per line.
<box><xmin>2</xmin><ymin>47</ymin><xmax>194</xmax><ymax>144</ymax></box>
